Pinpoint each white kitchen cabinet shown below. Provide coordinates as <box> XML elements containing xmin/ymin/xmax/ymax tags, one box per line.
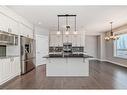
<box><xmin>56</xmin><ymin>35</ymin><xmax>63</xmax><ymax>46</ymax></box>
<box><xmin>0</xmin><ymin>57</ymin><xmax>20</xmax><ymax>85</ymax></box>
<box><xmin>49</xmin><ymin>34</ymin><xmax>84</xmax><ymax>47</ymax></box>
<box><xmin>0</xmin><ymin>11</ymin><xmax>34</xmax><ymax>38</ymax></box>
<box><xmin>50</xmin><ymin>35</ymin><xmax>58</xmax><ymax>46</ymax></box>
<box><xmin>11</xmin><ymin>57</ymin><xmax>20</xmax><ymax>77</ymax></box>
<box><xmin>0</xmin><ymin>13</ymin><xmax>9</xmax><ymax>32</ymax></box>
<box><xmin>72</xmin><ymin>35</ymin><xmax>81</xmax><ymax>46</ymax></box>
<box><xmin>63</xmin><ymin>35</ymin><xmax>71</xmax><ymax>43</ymax></box>
<box><xmin>7</xmin><ymin>18</ymin><xmax>19</xmax><ymax>35</ymax></box>
<box><xmin>0</xmin><ymin>58</ymin><xmax>10</xmax><ymax>84</ymax></box>
<box><xmin>0</xmin><ymin>59</ymin><xmax>3</xmax><ymax>83</ymax></box>
<box><xmin>0</xmin><ymin>13</ymin><xmax>19</xmax><ymax>35</ymax></box>
<box><xmin>20</xmin><ymin>24</ymin><xmax>33</xmax><ymax>39</ymax></box>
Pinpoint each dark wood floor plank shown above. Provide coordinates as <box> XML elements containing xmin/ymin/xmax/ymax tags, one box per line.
<box><xmin>1</xmin><ymin>60</ymin><xmax>127</xmax><ymax>89</ymax></box>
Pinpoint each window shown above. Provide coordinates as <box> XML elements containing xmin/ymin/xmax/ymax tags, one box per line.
<box><xmin>114</xmin><ymin>33</ymin><xmax>127</xmax><ymax>59</ymax></box>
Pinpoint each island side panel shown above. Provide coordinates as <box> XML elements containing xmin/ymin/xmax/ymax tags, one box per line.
<box><xmin>46</xmin><ymin>58</ymin><xmax>89</xmax><ymax>76</ymax></box>
<box><xmin>46</xmin><ymin>58</ymin><xmax>68</xmax><ymax>76</ymax></box>
<box><xmin>67</xmin><ymin>58</ymin><xmax>89</xmax><ymax>76</ymax></box>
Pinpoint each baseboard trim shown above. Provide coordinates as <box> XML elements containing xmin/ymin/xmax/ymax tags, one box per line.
<box><xmin>103</xmin><ymin>60</ymin><xmax>127</xmax><ymax>68</ymax></box>
<box><xmin>0</xmin><ymin>73</ymin><xmax>20</xmax><ymax>85</ymax></box>
<box><xmin>91</xmin><ymin>58</ymin><xmax>127</xmax><ymax>68</ymax></box>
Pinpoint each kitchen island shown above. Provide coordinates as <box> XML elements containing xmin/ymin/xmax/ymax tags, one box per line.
<box><xmin>44</xmin><ymin>54</ymin><xmax>92</xmax><ymax>77</ymax></box>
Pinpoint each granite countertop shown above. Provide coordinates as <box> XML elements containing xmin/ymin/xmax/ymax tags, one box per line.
<box><xmin>43</xmin><ymin>54</ymin><xmax>93</xmax><ymax>58</ymax></box>
<box><xmin>0</xmin><ymin>55</ymin><xmax>19</xmax><ymax>59</ymax></box>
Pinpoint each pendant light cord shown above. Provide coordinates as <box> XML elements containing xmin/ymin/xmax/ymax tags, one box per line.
<box><xmin>75</xmin><ymin>16</ymin><xmax>76</xmax><ymax>31</ymax></box>
<box><xmin>66</xmin><ymin>16</ymin><xmax>68</xmax><ymax>31</ymax></box>
<box><xmin>58</xmin><ymin>16</ymin><xmax>59</xmax><ymax>31</ymax></box>
<box><xmin>110</xmin><ymin>22</ymin><xmax>113</xmax><ymax>36</ymax></box>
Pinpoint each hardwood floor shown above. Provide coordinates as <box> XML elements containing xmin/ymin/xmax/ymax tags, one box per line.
<box><xmin>1</xmin><ymin>60</ymin><xmax>127</xmax><ymax>89</ymax></box>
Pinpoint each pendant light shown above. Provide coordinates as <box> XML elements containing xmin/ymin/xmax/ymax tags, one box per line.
<box><xmin>65</xmin><ymin>15</ymin><xmax>70</xmax><ymax>35</ymax></box>
<box><xmin>56</xmin><ymin>14</ymin><xmax>77</xmax><ymax>35</ymax></box>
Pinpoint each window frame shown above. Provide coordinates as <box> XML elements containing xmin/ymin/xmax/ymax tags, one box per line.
<box><xmin>114</xmin><ymin>33</ymin><xmax>127</xmax><ymax>59</ymax></box>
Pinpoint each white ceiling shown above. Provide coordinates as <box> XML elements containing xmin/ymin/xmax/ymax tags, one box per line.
<box><xmin>7</xmin><ymin>6</ymin><xmax>127</xmax><ymax>35</ymax></box>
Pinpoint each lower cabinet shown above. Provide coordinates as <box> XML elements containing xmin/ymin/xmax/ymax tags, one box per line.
<box><xmin>0</xmin><ymin>57</ymin><xmax>20</xmax><ymax>85</ymax></box>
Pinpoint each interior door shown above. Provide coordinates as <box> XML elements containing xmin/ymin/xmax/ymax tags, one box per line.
<box><xmin>36</xmin><ymin>35</ymin><xmax>48</xmax><ymax>66</ymax></box>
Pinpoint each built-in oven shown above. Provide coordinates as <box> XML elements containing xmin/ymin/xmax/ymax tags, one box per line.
<box><xmin>63</xmin><ymin>42</ymin><xmax>72</xmax><ymax>56</ymax></box>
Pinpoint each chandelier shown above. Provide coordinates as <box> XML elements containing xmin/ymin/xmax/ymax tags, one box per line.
<box><xmin>105</xmin><ymin>22</ymin><xmax>119</xmax><ymax>41</ymax></box>
<box><xmin>57</xmin><ymin>14</ymin><xmax>77</xmax><ymax>35</ymax></box>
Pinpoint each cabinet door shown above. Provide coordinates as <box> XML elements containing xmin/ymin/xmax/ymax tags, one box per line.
<box><xmin>14</xmin><ymin>57</ymin><xmax>20</xmax><ymax>75</ymax></box>
<box><xmin>72</xmin><ymin>35</ymin><xmax>79</xmax><ymax>46</ymax></box>
<box><xmin>10</xmin><ymin>57</ymin><xmax>15</xmax><ymax>76</ymax></box>
<box><xmin>0</xmin><ymin>13</ymin><xmax>8</xmax><ymax>32</ymax></box>
<box><xmin>2</xmin><ymin>58</ymin><xmax>10</xmax><ymax>82</ymax></box>
<box><xmin>0</xmin><ymin>59</ymin><xmax>3</xmax><ymax>84</ymax></box>
<box><xmin>56</xmin><ymin>35</ymin><xmax>63</xmax><ymax>46</ymax></box>
<box><xmin>0</xmin><ymin>57</ymin><xmax>20</xmax><ymax>85</ymax></box>
<box><xmin>20</xmin><ymin>24</ymin><xmax>33</xmax><ymax>38</ymax></box>
<box><xmin>8</xmin><ymin>18</ymin><xmax>19</xmax><ymax>35</ymax></box>
<box><xmin>63</xmin><ymin>35</ymin><xmax>69</xmax><ymax>43</ymax></box>
<box><xmin>50</xmin><ymin>35</ymin><xmax>58</xmax><ymax>46</ymax></box>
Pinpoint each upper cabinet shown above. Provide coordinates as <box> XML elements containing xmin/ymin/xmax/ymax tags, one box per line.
<box><xmin>7</xmin><ymin>18</ymin><xmax>19</xmax><ymax>35</ymax></box>
<box><xmin>0</xmin><ymin>13</ymin><xmax>19</xmax><ymax>35</ymax></box>
<box><xmin>20</xmin><ymin>24</ymin><xmax>34</xmax><ymax>39</ymax></box>
<box><xmin>0</xmin><ymin>13</ymin><xmax>34</xmax><ymax>39</ymax></box>
<box><xmin>49</xmin><ymin>33</ymin><xmax>84</xmax><ymax>47</ymax></box>
<box><xmin>50</xmin><ymin>34</ymin><xmax>63</xmax><ymax>46</ymax></box>
<box><xmin>0</xmin><ymin>13</ymin><xmax>8</xmax><ymax>32</ymax></box>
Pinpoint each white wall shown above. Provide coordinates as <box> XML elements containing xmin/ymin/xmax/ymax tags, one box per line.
<box><xmin>105</xmin><ymin>39</ymin><xmax>127</xmax><ymax>67</ymax></box>
<box><xmin>35</xmin><ymin>27</ymin><xmax>49</xmax><ymax>66</ymax></box>
<box><xmin>36</xmin><ymin>34</ymin><xmax>48</xmax><ymax>66</ymax></box>
<box><xmin>97</xmin><ymin>33</ymin><xmax>106</xmax><ymax>60</ymax></box>
<box><xmin>35</xmin><ymin>26</ymin><xmax>49</xmax><ymax>35</ymax></box>
<box><xmin>85</xmin><ymin>35</ymin><xmax>98</xmax><ymax>58</ymax></box>
<box><xmin>97</xmin><ymin>31</ymin><xmax>127</xmax><ymax>67</ymax></box>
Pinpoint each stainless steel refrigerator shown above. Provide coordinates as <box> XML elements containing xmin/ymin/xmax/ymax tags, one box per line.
<box><xmin>20</xmin><ymin>36</ymin><xmax>35</xmax><ymax>74</ymax></box>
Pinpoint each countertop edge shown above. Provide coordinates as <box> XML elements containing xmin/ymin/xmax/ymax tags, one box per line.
<box><xmin>43</xmin><ymin>55</ymin><xmax>93</xmax><ymax>58</ymax></box>
<box><xmin>0</xmin><ymin>55</ymin><xmax>19</xmax><ymax>59</ymax></box>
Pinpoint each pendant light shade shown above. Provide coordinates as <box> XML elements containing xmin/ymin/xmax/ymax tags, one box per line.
<box><xmin>65</xmin><ymin>31</ymin><xmax>69</xmax><ymax>35</ymax></box>
<box><xmin>57</xmin><ymin>31</ymin><xmax>61</xmax><ymax>35</ymax></box>
<box><xmin>73</xmin><ymin>31</ymin><xmax>78</xmax><ymax>34</ymax></box>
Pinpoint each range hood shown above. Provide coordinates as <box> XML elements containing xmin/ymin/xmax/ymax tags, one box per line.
<box><xmin>0</xmin><ymin>30</ymin><xmax>18</xmax><ymax>45</ymax></box>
